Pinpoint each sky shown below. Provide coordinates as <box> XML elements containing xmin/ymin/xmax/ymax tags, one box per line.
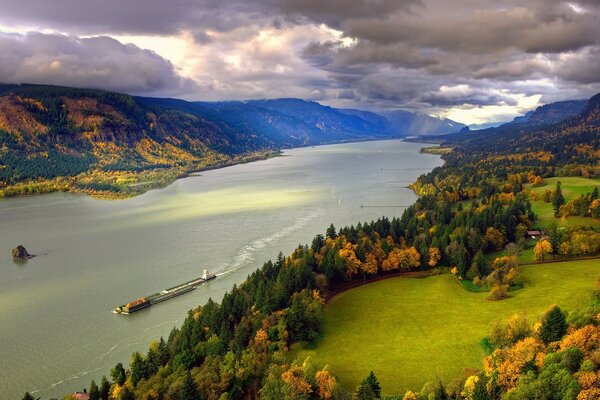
<box><xmin>0</xmin><ymin>0</ymin><xmax>599</xmax><ymax>125</ymax></box>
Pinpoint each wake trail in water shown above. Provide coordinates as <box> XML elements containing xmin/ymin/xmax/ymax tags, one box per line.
<box><xmin>217</xmin><ymin>210</ymin><xmax>323</xmax><ymax>278</ymax></box>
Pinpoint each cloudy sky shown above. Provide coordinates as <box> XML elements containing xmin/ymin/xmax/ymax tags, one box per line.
<box><xmin>0</xmin><ymin>0</ymin><xmax>599</xmax><ymax>125</ymax></box>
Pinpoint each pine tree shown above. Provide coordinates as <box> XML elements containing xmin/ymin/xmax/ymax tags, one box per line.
<box><xmin>540</xmin><ymin>306</ymin><xmax>568</xmax><ymax>344</ymax></box>
<box><xmin>354</xmin><ymin>382</ymin><xmax>375</xmax><ymax>400</ymax></box>
<box><xmin>88</xmin><ymin>380</ymin><xmax>99</xmax><ymax>400</ymax></box>
<box><xmin>120</xmin><ymin>386</ymin><xmax>135</xmax><ymax>400</ymax></box>
<box><xmin>99</xmin><ymin>376</ymin><xmax>110</xmax><ymax>400</ymax></box>
<box><xmin>364</xmin><ymin>371</ymin><xmax>382</xmax><ymax>398</ymax></box>
<box><xmin>326</xmin><ymin>224</ymin><xmax>337</xmax><ymax>239</ymax></box>
<box><xmin>552</xmin><ymin>181</ymin><xmax>565</xmax><ymax>216</ymax></box>
<box><xmin>130</xmin><ymin>352</ymin><xmax>147</xmax><ymax>386</ymax></box>
<box><xmin>179</xmin><ymin>370</ymin><xmax>200</xmax><ymax>400</ymax></box>
<box><xmin>111</xmin><ymin>363</ymin><xmax>126</xmax><ymax>386</ymax></box>
<box><xmin>22</xmin><ymin>393</ymin><xmax>36</xmax><ymax>400</ymax></box>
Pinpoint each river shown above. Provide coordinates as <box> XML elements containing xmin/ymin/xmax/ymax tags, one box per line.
<box><xmin>0</xmin><ymin>139</ymin><xmax>442</xmax><ymax>399</ymax></box>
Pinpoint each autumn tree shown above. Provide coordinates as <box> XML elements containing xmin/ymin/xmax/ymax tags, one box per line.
<box><xmin>399</xmin><ymin>247</ymin><xmax>421</xmax><ymax>270</ymax></box>
<box><xmin>428</xmin><ymin>247</ymin><xmax>442</xmax><ymax>267</ymax></box>
<box><xmin>485</xmin><ymin>227</ymin><xmax>505</xmax><ymax>251</ymax></box>
<box><xmin>534</xmin><ymin>239</ymin><xmax>553</xmax><ymax>261</ymax></box>
<box><xmin>540</xmin><ymin>306</ymin><xmax>568</xmax><ymax>344</ymax></box>
<box><xmin>315</xmin><ymin>369</ymin><xmax>337</xmax><ymax>399</ymax></box>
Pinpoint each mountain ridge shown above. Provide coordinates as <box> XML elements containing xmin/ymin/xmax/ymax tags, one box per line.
<box><xmin>0</xmin><ymin>83</ymin><xmax>463</xmax><ymax>198</ymax></box>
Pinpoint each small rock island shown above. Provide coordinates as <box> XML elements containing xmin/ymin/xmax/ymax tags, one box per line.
<box><xmin>12</xmin><ymin>245</ymin><xmax>35</xmax><ymax>260</ymax></box>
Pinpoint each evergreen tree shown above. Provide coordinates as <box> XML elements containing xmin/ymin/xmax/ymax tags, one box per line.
<box><xmin>120</xmin><ymin>385</ymin><xmax>135</xmax><ymax>400</ymax></box>
<box><xmin>326</xmin><ymin>224</ymin><xmax>337</xmax><ymax>239</ymax></box>
<box><xmin>179</xmin><ymin>370</ymin><xmax>200</xmax><ymax>400</ymax></box>
<box><xmin>110</xmin><ymin>362</ymin><xmax>126</xmax><ymax>386</ymax></box>
<box><xmin>552</xmin><ymin>181</ymin><xmax>565</xmax><ymax>216</ymax></box>
<box><xmin>99</xmin><ymin>376</ymin><xmax>110</xmax><ymax>400</ymax></box>
<box><xmin>130</xmin><ymin>352</ymin><xmax>147</xmax><ymax>386</ymax></box>
<box><xmin>592</xmin><ymin>187</ymin><xmax>599</xmax><ymax>200</ymax></box>
<box><xmin>354</xmin><ymin>382</ymin><xmax>375</xmax><ymax>400</ymax></box>
<box><xmin>22</xmin><ymin>393</ymin><xmax>36</xmax><ymax>400</ymax></box>
<box><xmin>88</xmin><ymin>380</ymin><xmax>100</xmax><ymax>400</ymax></box>
<box><xmin>364</xmin><ymin>371</ymin><xmax>382</xmax><ymax>398</ymax></box>
<box><xmin>540</xmin><ymin>306</ymin><xmax>568</xmax><ymax>344</ymax></box>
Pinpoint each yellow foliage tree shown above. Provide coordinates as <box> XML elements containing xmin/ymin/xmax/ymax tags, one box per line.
<box><xmin>489</xmin><ymin>337</ymin><xmax>545</xmax><ymax>390</ymax></box>
<box><xmin>281</xmin><ymin>365</ymin><xmax>313</xmax><ymax>396</ymax></box>
<box><xmin>461</xmin><ymin>375</ymin><xmax>480</xmax><ymax>400</ymax></box>
<box><xmin>534</xmin><ymin>239</ymin><xmax>553</xmax><ymax>261</ymax></box>
<box><xmin>338</xmin><ymin>241</ymin><xmax>361</xmax><ymax>276</ymax></box>
<box><xmin>361</xmin><ymin>253</ymin><xmax>379</xmax><ymax>275</ymax></box>
<box><xmin>315</xmin><ymin>369</ymin><xmax>337</xmax><ymax>399</ymax></box>
<box><xmin>428</xmin><ymin>247</ymin><xmax>442</xmax><ymax>267</ymax></box>
<box><xmin>398</xmin><ymin>247</ymin><xmax>421</xmax><ymax>270</ymax></box>
<box><xmin>382</xmin><ymin>248</ymin><xmax>402</xmax><ymax>271</ymax></box>
<box><xmin>403</xmin><ymin>390</ymin><xmax>420</xmax><ymax>400</ymax></box>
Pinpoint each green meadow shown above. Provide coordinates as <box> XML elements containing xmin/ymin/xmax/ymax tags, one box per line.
<box><xmin>527</xmin><ymin>176</ymin><xmax>600</xmax><ymax>228</ymax></box>
<box><xmin>295</xmin><ymin>259</ymin><xmax>600</xmax><ymax>395</ymax></box>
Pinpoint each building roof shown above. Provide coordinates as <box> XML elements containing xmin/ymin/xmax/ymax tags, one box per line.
<box><xmin>527</xmin><ymin>230</ymin><xmax>542</xmax><ymax>235</ymax></box>
<box><xmin>72</xmin><ymin>392</ymin><xmax>90</xmax><ymax>400</ymax></box>
<box><xmin>125</xmin><ymin>297</ymin><xmax>149</xmax><ymax>308</ymax></box>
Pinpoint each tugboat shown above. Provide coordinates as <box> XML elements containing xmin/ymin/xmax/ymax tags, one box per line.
<box><xmin>202</xmin><ymin>269</ymin><xmax>216</xmax><ymax>281</ymax></box>
<box><xmin>113</xmin><ymin>268</ymin><xmax>217</xmax><ymax>314</ymax></box>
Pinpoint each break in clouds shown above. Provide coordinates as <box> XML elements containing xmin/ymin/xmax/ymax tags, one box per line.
<box><xmin>0</xmin><ymin>0</ymin><xmax>599</xmax><ymax>123</ymax></box>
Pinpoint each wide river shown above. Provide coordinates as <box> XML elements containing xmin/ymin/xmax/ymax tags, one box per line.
<box><xmin>0</xmin><ymin>139</ymin><xmax>442</xmax><ymax>399</ymax></box>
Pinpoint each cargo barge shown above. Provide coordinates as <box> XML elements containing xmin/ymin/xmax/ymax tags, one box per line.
<box><xmin>113</xmin><ymin>269</ymin><xmax>216</xmax><ymax>314</ymax></box>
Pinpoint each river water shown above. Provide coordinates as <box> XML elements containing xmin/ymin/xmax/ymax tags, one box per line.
<box><xmin>0</xmin><ymin>139</ymin><xmax>442</xmax><ymax>399</ymax></box>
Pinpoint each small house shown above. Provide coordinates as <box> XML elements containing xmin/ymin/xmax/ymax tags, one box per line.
<box><xmin>526</xmin><ymin>230</ymin><xmax>543</xmax><ymax>239</ymax></box>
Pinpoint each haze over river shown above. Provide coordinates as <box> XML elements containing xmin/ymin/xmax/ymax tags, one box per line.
<box><xmin>0</xmin><ymin>139</ymin><xmax>442</xmax><ymax>399</ymax></box>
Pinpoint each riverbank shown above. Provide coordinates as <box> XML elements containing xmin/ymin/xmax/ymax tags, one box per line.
<box><xmin>0</xmin><ymin>136</ymin><xmax>442</xmax><ymax>201</ymax></box>
<box><xmin>0</xmin><ymin>150</ymin><xmax>280</xmax><ymax>200</ymax></box>
<box><xmin>0</xmin><ymin>139</ymin><xmax>444</xmax><ymax>399</ymax></box>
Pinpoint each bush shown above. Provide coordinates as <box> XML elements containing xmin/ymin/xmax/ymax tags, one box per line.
<box><xmin>488</xmin><ymin>284</ymin><xmax>510</xmax><ymax>301</ymax></box>
<box><xmin>561</xmin><ymin>347</ymin><xmax>584</xmax><ymax>373</ymax></box>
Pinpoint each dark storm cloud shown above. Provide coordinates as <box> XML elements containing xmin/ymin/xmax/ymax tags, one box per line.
<box><xmin>0</xmin><ymin>32</ymin><xmax>197</xmax><ymax>95</ymax></box>
<box><xmin>0</xmin><ymin>0</ymin><xmax>421</xmax><ymax>36</ymax></box>
<box><xmin>0</xmin><ymin>0</ymin><xmax>599</xmax><ymax>120</ymax></box>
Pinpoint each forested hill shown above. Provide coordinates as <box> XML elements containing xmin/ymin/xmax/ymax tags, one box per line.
<box><xmin>0</xmin><ymin>84</ymin><xmax>462</xmax><ymax>198</ymax></box>
<box><xmin>413</xmin><ymin>92</ymin><xmax>600</xmax><ymax>196</ymax></box>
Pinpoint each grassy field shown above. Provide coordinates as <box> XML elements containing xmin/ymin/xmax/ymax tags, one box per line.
<box><xmin>295</xmin><ymin>259</ymin><xmax>600</xmax><ymax>395</ymax></box>
<box><xmin>526</xmin><ymin>177</ymin><xmax>600</xmax><ymax>228</ymax></box>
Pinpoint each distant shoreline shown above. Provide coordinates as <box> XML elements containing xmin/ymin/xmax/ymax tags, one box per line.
<box><xmin>0</xmin><ymin>137</ymin><xmax>443</xmax><ymax>201</ymax></box>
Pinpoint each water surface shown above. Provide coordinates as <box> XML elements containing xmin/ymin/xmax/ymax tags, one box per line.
<box><xmin>0</xmin><ymin>140</ymin><xmax>442</xmax><ymax>399</ymax></box>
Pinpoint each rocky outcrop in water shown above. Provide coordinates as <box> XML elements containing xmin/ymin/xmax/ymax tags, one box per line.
<box><xmin>12</xmin><ymin>245</ymin><xmax>34</xmax><ymax>260</ymax></box>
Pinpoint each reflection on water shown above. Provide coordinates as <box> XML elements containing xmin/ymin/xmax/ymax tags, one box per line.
<box><xmin>0</xmin><ymin>139</ymin><xmax>442</xmax><ymax>399</ymax></box>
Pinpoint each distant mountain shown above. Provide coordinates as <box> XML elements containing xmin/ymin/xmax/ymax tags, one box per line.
<box><xmin>0</xmin><ymin>83</ymin><xmax>464</xmax><ymax>197</ymax></box>
<box><xmin>416</xmin><ymin>98</ymin><xmax>590</xmax><ymax>144</ymax></box>
<box><xmin>380</xmin><ymin>110</ymin><xmax>465</xmax><ymax>136</ymax></box>
<box><xmin>443</xmin><ymin>93</ymin><xmax>600</xmax><ymax>157</ymax></box>
<box><xmin>508</xmin><ymin>100</ymin><xmax>587</xmax><ymax>126</ymax></box>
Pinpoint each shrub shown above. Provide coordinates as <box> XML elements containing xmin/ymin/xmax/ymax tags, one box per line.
<box><xmin>488</xmin><ymin>284</ymin><xmax>510</xmax><ymax>301</ymax></box>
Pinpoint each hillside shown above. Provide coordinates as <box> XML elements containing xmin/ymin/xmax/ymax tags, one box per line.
<box><xmin>0</xmin><ymin>84</ymin><xmax>463</xmax><ymax>198</ymax></box>
<box><xmin>413</xmin><ymin>93</ymin><xmax>600</xmax><ymax>196</ymax></box>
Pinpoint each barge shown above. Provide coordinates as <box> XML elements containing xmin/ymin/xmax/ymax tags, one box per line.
<box><xmin>113</xmin><ymin>269</ymin><xmax>216</xmax><ymax>314</ymax></box>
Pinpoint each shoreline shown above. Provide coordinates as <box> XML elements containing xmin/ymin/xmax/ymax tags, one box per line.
<box><xmin>1</xmin><ymin>137</ymin><xmax>442</xmax><ymax>201</ymax></box>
